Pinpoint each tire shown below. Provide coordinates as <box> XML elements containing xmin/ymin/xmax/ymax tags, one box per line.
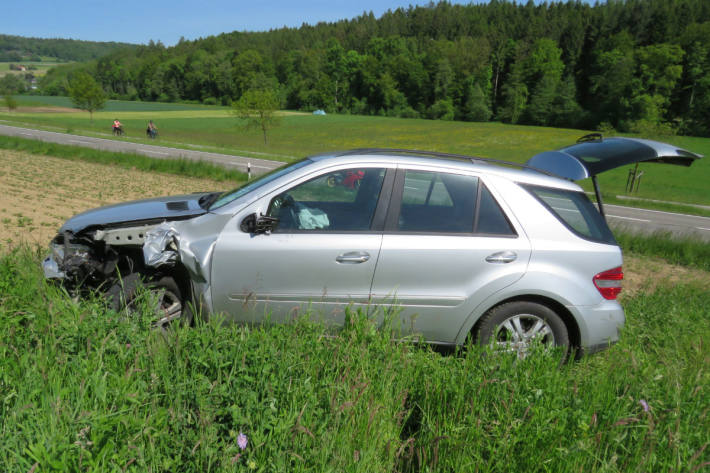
<box><xmin>107</xmin><ymin>273</ymin><xmax>192</xmax><ymax>329</ymax></box>
<box><xmin>476</xmin><ymin>301</ymin><xmax>569</xmax><ymax>358</ymax></box>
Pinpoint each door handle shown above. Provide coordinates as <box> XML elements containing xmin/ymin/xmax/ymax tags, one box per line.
<box><xmin>336</xmin><ymin>251</ymin><xmax>370</xmax><ymax>264</ymax></box>
<box><xmin>485</xmin><ymin>251</ymin><xmax>517</xmax><ymax>264</ymax></box>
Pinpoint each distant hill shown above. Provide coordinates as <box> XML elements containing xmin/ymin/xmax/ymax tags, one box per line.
<box><xmin>0</xmin><ymin>34</ymin><xmax>136</xmax><ymax>62</ymax></box>
<box><xmin>35</xmin><ymin>0</ymin><xmax>710</xmax><ymax>136</ymax></box>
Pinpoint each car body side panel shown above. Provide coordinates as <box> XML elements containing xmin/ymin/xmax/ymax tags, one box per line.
<box><xmin>371</xmin><ymin>233</ymin><xmax>531</xmax><ymax>343</ymax></box>
<box><xmin>451</xmin><ymin>175</ymin><xmax>624</xmax><ymax>347</ymax></box>
<box><xmin>210</xmin><ymin>204</ymin><xmax>382</xmax><ymax>325</ymax></box>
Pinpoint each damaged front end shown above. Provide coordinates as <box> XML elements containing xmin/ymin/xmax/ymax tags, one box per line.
<box><xmin>43</xmin><ymin>223</ymin><xmax>161</xmax><ymax>293</ymax></box>
<box><xmin>43</xmin><ymin>192</ymin><xmax>217</xmax><ymax>296</ymax></box>
<box><xmin>43</xmin><ymin>214</ymin><xmax>225</xmax><ymax>326</ymax></box>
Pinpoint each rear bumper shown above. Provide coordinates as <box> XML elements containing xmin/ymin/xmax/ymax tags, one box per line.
<box><xmin>570</xmin><ymin>300</ymin><xmax>625</xmax><ymax>353</ymax></box>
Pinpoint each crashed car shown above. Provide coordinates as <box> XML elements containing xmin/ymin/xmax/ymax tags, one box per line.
<box><xmin>43</xmin><ymin>136</ymin><xmax>702</xmax><ymax>357</ymax></box>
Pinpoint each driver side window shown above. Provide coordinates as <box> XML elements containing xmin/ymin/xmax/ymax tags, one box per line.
<box><xmin>267</xmin><ymin>168</ymin><xmax>386</xmax><ymax>232</ymax></box>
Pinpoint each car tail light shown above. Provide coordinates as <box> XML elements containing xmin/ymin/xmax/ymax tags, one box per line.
<box><xmin>593</xmin><ymin>266</ymin><xmax>623</xmax><ymax>300</ymax></box>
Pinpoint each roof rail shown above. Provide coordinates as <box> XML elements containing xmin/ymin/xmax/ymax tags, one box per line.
<box><xmin>334</xmin><ymin>148</ymin><xmax>557</xmax><ymax>177</ymax></box>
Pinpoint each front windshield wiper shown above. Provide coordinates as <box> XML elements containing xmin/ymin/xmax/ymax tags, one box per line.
<box><xmin>198</xmin><ymin>191</ymin><xmax>222</xmax><ymax>209</ymax></box>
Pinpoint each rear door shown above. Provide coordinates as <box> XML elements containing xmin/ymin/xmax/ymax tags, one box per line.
<box><xmin>369</xmin><ymin>167</ymin><xmax>531</xmax><ymax>344</ymax></box>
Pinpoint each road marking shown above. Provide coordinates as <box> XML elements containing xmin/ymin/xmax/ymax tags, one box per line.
<box><xmin>69</xmin><ymin>139</ymin><xmax>90</xmax><ymax>145</ymax></box>
<box><xmin>606</xmin><ymin>204</ymin><xmax>710</xmax><ymax>221</ymax></box>
<box><xmin>607</xmin><ymin>214</ymin><xmax>651</xmax><ymax>223</ymax></box>
<box><xmin>142</xmin><ymin>149</ymin><xmax>168</xmax><ymax>155</ymax></box>
<box><xmin>20</xmin><ymin>132</ymin><xmax>32</xmax><ymax>136</ymax></box>
<box><xmin>696</xmin><ymin>227</ymin><xmax>710</xmax><ymax>232</ymax></box>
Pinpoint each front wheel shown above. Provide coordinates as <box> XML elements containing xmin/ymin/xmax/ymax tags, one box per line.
<box><xmin>476</xmin><ymin>301</ymin><xmax>569</xmax><ymax>359</ymax></box>
<box><xmin>107</xmin><ymin>273</ymin><xmax>191</xmax><ymax>329</ymax></box>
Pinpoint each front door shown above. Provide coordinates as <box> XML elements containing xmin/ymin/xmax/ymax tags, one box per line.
<box><xmin>210</xmin><ymin>166</ymin><xmax>391</xmax><ymax>326</ymax></box>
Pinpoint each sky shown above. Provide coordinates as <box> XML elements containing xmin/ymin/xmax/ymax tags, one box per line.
<box><xmin>3</xmin><ymin>0</ymin><xmax>486</xmax><ymax>46</ymax></box>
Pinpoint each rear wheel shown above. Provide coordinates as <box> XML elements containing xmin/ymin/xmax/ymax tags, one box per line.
<box><xmin>107</xmin><ymin>273</ymin><xmax>191</xmax><ymax>329</ymax></box>
<box><xmin>476</xmin><ymin>301</ymin><xmax>569</xmax><ymax>359</ymax></box>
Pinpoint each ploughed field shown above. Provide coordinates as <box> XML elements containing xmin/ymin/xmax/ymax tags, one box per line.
<box><xmin>1</xmin><ymin>150</ymin><xmax>709</xmax><ymax>471</ymax></box>
<box><xmin>0</xmin><ymin>149</ymin><xmax>224</xmax><ymax>245</ymax></box>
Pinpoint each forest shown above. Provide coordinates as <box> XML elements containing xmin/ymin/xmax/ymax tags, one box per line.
<box><xmin>0</xmin><ymin>34</ymin><xmax>136</xmax><ymax>62</ymax></box>
<box><xmin>37</xmin><ymin>0</ymin><xmax>710</xmax><ymax>136</ymax></box>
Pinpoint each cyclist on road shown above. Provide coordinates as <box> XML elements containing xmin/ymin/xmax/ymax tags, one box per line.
<box><xmin>146</xmin><ymin>120</ymin><xmax>158</xmax><ymax>139</ymax></box>
<box><xmin>112</xmin><ymin>119</ymin><xmax>123</xmax><ymax>136</ymax></box>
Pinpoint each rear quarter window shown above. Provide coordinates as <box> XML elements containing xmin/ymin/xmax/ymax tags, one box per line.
<box><xmin>523</xmin><ymin>184</ymin><xmax>616</xmax><ymax>245</ymax></box>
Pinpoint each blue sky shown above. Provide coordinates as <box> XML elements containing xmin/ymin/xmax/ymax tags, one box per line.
<box><xmin>4</xmin><ymin>0</ymin><xmax>485</xmax><ymax>46</ymax></box>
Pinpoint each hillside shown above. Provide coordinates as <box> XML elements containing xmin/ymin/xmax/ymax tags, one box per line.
<box><xmin>0</xmin><ymin>34</ymin><xmax>136</xmax><ymax>62</ymax></box>
<box><xmin>38</xmin><ymin>0</ymin><xmax>710</xmax><ymax>136</ymax></box>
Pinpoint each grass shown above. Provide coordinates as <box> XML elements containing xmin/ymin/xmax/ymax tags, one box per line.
<box><xmin>614</xmin><ymin>230</ymin><xmax>710</xmax><ymax>272</ymax></box>
<box><xmin>0</xmin><ymin>245</ymin><xmax>708</xmax><ymax>472</ymax></box>
<box><xmin>0</xmin><ymin>135</ymin><xmax>247</xmax><ymax>183</ymax></box>
<box><xmin>2</xmin><ymin>97</ymin><xmax>709</xmax><ymax>209</ymax></box>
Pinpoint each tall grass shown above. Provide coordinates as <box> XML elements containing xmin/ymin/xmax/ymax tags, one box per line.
<box><xmin>0</xmin><ymin>135</ymin><xmax>247</xmax><ymax>183</ymax></box>
<box><xmin>1</xmin><ymin>246</ymin><xmax>708</xmax><ymax>472</ymax></box>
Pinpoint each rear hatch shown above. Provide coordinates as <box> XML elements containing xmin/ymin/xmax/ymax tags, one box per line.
<box><xmin>525</xmin><ymin>134</ymin><xmax>703</xmax><ymax>216</ymax></box>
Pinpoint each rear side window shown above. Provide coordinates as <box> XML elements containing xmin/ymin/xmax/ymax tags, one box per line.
<box><xmin>394</xmin><ymin>170</ymin><xmax>516</xmax><ymax>236</ymax></box>
<box><xmin>524</xmin><ymin>184</ymin><xmax>616</xmax><ymax>244</ymax></box>
<box><xmin>398</xmin><ymin>171</ymin><xmax>477</xmax><ymax>233</ymax></box>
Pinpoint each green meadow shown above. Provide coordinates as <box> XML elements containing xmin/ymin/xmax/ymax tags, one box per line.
<box><xmin>1</xmin><ymin>245</ymin><xmax>709</xmax><ymax>472</ymax></box>
<box><xmin>2</xmin><ymin>96</ymin><xmax>709</xmax><ymax>206</ymax></box>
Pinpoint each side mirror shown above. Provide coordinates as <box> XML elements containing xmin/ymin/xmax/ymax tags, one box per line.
<box><xmin>240</xmin><ymin>213</ymin><xmax>279</xmax><ymax>234</ymax></box>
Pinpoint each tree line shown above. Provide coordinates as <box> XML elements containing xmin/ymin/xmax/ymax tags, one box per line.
<box><xmin>38</xmin><ymin>0</ymin><xmax>710</xmax><ymax>136</ymax></box>
<box><xmin>0</xmin><ymin>34</ymin><xmax>136</xmax><ymax>62</ymax></box>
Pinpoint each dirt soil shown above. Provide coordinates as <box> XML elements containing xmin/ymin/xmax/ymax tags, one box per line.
<box><xmin>1</xmin><ymin>148</ymin><xmax>708</xmax><ymax>291</ymax></box>
<box><xmin>0</xmin><ymin>149</ymin><xmax>224</xmax><ymax>247</ymax></box>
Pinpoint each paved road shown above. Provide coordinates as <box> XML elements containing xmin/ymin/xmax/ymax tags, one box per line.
<box><xmin>2</xmin><ymin>123</ymin><xmax>709</xmax><ymax>241</ymax></box>
<box><xmin>605</xmin><ymin>204</ymin><xmax>710</xmax><ymax>241</ymax></box>
<box><xmin>0</xmin><ymin>123</ymin><xmax>283</xmax><ymax>175</ymax></box>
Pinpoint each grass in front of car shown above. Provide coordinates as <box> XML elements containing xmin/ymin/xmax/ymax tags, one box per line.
<box><xmin>2</xmin><ymin>96</ymin><xmax>709</xmax><ymax>207</ymax></box>
<box><xmin>0</xmin><ymin>245</ymin><xmax>708</xmax><ymax>472</ymax></box>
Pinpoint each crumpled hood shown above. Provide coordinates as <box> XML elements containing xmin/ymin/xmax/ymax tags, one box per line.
<box><xmin>59</xmin><ymin>192</ymin><xmax>212</xmax><ymax>233</ymax></box>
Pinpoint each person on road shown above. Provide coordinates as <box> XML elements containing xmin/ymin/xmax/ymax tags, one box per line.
<box><xmin>146</xmin><ymin>120</ymin><xmax>157</xmax><ymax>139</ymax></box>
<box><xmin>112</xmin><ymin>119</ymin><xmax>123</xmax><ymax>136</ymax></box>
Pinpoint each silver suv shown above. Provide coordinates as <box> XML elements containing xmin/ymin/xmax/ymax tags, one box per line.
<box><xmin>43</xmin><ymin>137</ymin><xmax>701</xmax><ymax>358</ymax></box>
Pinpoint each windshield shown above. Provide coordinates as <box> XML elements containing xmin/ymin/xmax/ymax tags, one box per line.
<box><xmin>209</xmin><ymin>159</ymin><xmax>312</xmax><ymax>210</ymax></box>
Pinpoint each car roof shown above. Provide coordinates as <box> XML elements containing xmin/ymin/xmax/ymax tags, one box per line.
<box><xmin>308</xmin><ymin>149</ymin><xmax>583</xmax><ymax>191</ymax></box>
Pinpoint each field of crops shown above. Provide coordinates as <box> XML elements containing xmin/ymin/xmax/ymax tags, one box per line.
<box><xmin>2</xmin><ymin>96</ymin><xmax>709</xmax><ymax>207</ymax></box>
<box><xmin>0</xmin><ymin>149</ymin><xmax>227</xmax><ymax>245</ymax></box>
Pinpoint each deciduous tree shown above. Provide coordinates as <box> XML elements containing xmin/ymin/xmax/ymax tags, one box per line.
<box><xmin>232</xmin><ymin>88</ymin><xmax>281</xmax><ymax>145</ymax></box>
<box><xmin>67</xmin><ymin>71</ymin><xmax>106</xmax><ymax>122</ymax></box>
